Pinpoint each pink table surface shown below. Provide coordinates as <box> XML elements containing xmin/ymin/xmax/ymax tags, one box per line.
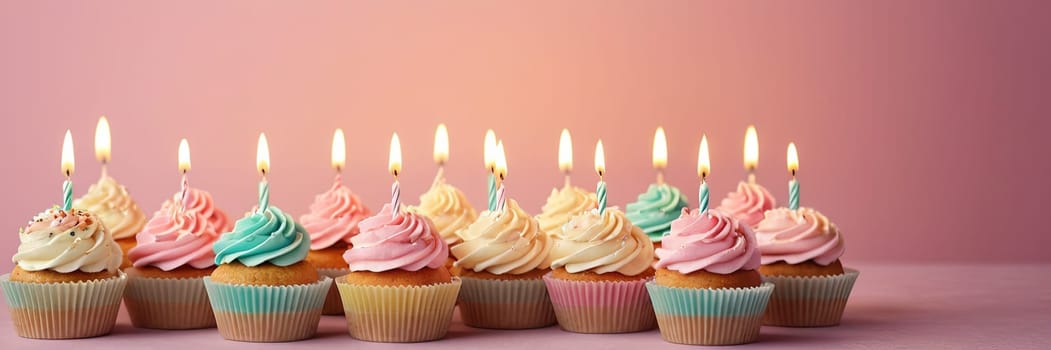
<box><xmin>0</xmin><ymin>263</ymin><xmax>1047</xmax><ymax>349</ymax></box>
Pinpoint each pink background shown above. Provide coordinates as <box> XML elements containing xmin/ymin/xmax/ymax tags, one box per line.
<box><xmin>1</xmin><ymin>0</ymin><xmax>1049</xmax><ymax>271</ymax></box>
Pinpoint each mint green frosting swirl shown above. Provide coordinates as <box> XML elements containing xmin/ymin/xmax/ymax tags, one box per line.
<box><xmin>213</xmin><ymin>206</ymin><xmax>310</xmax><ymax>267</ymax></box>
<box><xmin>625</xmin><ymin>184</ymin><xmax>689</xmax><ymax>242</ymax></box>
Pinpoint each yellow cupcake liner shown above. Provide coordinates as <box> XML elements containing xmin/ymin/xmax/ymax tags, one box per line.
<box><xmin>762</xmin><ymin>268</ymin><xmax>859</xmax><ymax>327</ymax></box>
<box><xmin>317</xmin><ymin>268</ymin><xmax>349</xmax><ymax>315</ymax></box>
<box><xmin>457</xmin><ymin>276</ymin><xmax>556</xmax><ymax>329</ymax></box>
<box><xmin>123</xmin><ymin>274</ymin><xmax>215</xmax><ymax>329</ymax></box>
<box><xmin>0</xmin><ymin>272</ymin><xmax>127</xmax><ymax>339</ymax></box>
<box><xmin>336</xmin><ymin>276</ymin><xmax>461</xmax><ymax>343</ymax></box>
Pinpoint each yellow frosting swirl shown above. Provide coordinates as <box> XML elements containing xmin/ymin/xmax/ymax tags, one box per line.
<box><xmin>14</xmin><ymin>208</ymin><xmax>122</xmax><ymax>273</ymax></box>
<box><xmin>414</xmin><ymin>182</ymin><xmax>477</xmax><ymax>245</ymax></box>
<box><xmin>451</xmin><ymin>199</ymin><xmax>551</xmax><ymax>275</ymax></box>
<box><xmin>549</xmin><ymin>208</ymin><xmax>655</xmax><ymax>276</ymax></box>
<box><xmin>73</xmin><ymin>175</ymin><xmax>146</xmax><ymax>240</ymax></box>
<box><xmin>536</xmin><ymin>185</ymin><xmax>597</xmax><ymax>236</ymax></box>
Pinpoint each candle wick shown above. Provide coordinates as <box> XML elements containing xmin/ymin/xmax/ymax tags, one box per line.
<box><xmin>563</xmin><ymin>173</ymin><xmax>571</xmax><ymax>189</ymax></box>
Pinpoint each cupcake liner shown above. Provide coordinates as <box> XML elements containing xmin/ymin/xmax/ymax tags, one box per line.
<box><xmin>457</xmin><ymin>276</ymin><xmax>556</xmax><ymax>329</ymax></box>
<box><xmin>762</xmin><ymin>269</ymin><xmax>859</xmax><ymax>327</ymax></box>
<box><xmin>204</xmin><ymin>276</ymin><xmax>331</xmax><ymax>342</ymax></box>
<box><xmin>317</xmin><ymin>268</ymin><xmax>349</xmax><ymax>315</ymax></box>
<box><xmin>123</xmin><ymin>275</ymin><xmax>215</xmax><ymax>329</ymax></box>
<box><xmin>542</xmin><ymin>273</ymin><xmax>656</xmax><ymax>334</ymax></box>
<box><xmin>336</xmin><ymin>276</ymin><xmax>461</xmax><ymax>343</ymax></box>
<box><xmin>0</xmin><ymin>272</ymin><xmax>127</xmax><ymax>339</ymax></box>
<box><xmin>646</xmin><ymin>281</ymin><xmax>774</xmax><ymax>345</ymax></box>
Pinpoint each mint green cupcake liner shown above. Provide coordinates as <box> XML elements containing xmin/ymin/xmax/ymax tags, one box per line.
<box><xmin>124</xmin><ymin>275</ymin><xmax>215</xmax><ymax>329</ymax></box>
<box><xmin>317</xmin><ymin>268</ymin><xmax>349</xmax><ymax>315</ymax></box>
<box><xmin>204</xmin><ymin>277</ymin><xmax>331</xmax><ymax>342</ymax></box>
<box><xmin>646</xmin><ymin>281</ymin><xmax>774</xmax><ymax>345</ymax></box>
<box><xmin>762</xmin><ymin>268</ymin><xmax>859</xmax><ymax>327</ymax></box>
<box><xmin>1</xmin><ymin>272</ymin><xmax>127</xmax><ymax>339</ymax></box>
<box><xmin>457</xmin><ymin>276</ymin><xmax>556</xmax><ymax>329</ymax></box>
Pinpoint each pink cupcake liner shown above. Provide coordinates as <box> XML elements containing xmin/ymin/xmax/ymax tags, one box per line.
<box><xmin>123</xmin><ymin>274</ymin><xmax>215</xmax><ymax>329</ymax></box>
<box><xmin>336</xmin><ymin>276</ymin><xmax>461</xmax><ymax>343</ymax></box>
<box><xmin>457</xmin><ymin>276</ymin><xmax>556</xmax><ymax>329</ymax></box>
<box><xmin>317</xmin><ymin>268</ymin><xmax>349</xmax><ymax>315</ymax></box>
<box><xmin>0</xmin><ymin>272</ymin><xmax>127</xmax><ymax>339</ymax></box>
<box><xmin>762</xmin><ymin>269</ymin><xmax>859</xmax><ymax>327</ymax></box>
<box><xmin>542</xmin><ymin>273</ymin><xmax>656</xmax><ymax>334</ymax></box>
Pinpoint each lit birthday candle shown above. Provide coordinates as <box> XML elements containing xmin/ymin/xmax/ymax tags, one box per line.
<box><xmin>595</xmin><ymin>140</ymin><xmax>606</xmax><ymax>214</ymax></box>
<box><xmin>536</xmin><ymin>129</ymin><xmax>597</xmax><ymax>236</ymax></box>
<box><xmin>787</xmin><ymin>142</ymin><xmax>800</xmax><ymax>210</ymax></box>
<box><xmin>389</xmin><ymin>133</ymin><xmax>402</xmax><ymax>216</ymax></box>
<box><xmin>61</xmin><ymin>130</ymin><xmax>74</xmax><ymax>210</ymax></box>
<box><xmin>332</xmin><ymin>128</ymin><xmax>346</xmax><ymax>175</ymax></box>
<box><xmin>257</xmin><ymin>133</ymin><xmax>270</xmax><ymax>212</ymax></box>
<box><xmin>95</xmin><ymin>116</ymin><xmax>111</xmax><ymax>177</ymax></box>
<box><xmin>626</xmin><ymin>127</ymin><xmax>688</xmax><ymax>243</ymax></box>
<box><xmin>494</xmin><ymin>141</ymin><xmax>508</xmax><ymax>212</ymax></box>
<box><xmin>653</xmin><ymin>127</ymin><xmax>668</xmax><ymax>185</ymax></box>
<box><xmin>178</xmin><ymin>139</ymin><xmax>191</xmax><ymax>210</ymax></box>
<box><xmin>715</xmin><ymin>125</ymin><xmax>776</xmax><ymax>227</ymax></box>
<box><xmin>559</xmin><ymin>128</ymin><xmax>573</xmax><ymax>188</ymax></box>
<box><xmin>76</xmin><ymin>116</ymin><xmax>145</xmax><ymax>250</ymax></box>
<box><xmin>484</xmin><ymin>129</ymin><xmax>498</xmax><ymax>211</ymax></box>
<box><xmin>433</xmin><ymin>124</ymin><xmax>449</xmax><ymax>187</ymax></box>
<box><xmin>744</xmin><ymin>125</ymin><xmax>759</xmax><ymax>183</ymax></box>
<box><xmin>697</xmin><ymin>135</ymin><xmax>710</xmax><ymax>212</ymax></box>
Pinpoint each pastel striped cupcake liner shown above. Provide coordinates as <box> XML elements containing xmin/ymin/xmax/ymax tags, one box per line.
<box><xmin>646</xmin><ymin>281</ymin><xmax>774</xmax><ymax>345</ymax></box>
<box><xmin>317</xmin><ymin>268</ymin><xmax>349</xmax><ymax>315</ymax></box>
<box><xmin>0</xmin><ymin>272</ymin><xmax>127</xmax><ymax>339</ymax></box>
<box><xmin>762</xmin><ymin>269</ymin><xmax>859</xmax><ymax>327</ymax></box>
<box><xmin>203</xmin><ymin>277</ymin><xmax>331</xmax><ymax>342</ymax></box>
<box><xmin>542</xmin><ymin>274</ymin><xmax>657</xmax><ymax>334</ymax></box>
<box><xmin>336</xmin><ymin>276</ymin><xmax>461</xmax><ymax>343</ymax></box>
<box><xmin>457</xmin><ymin>276</ymin><xmax>556</xmax><ymax>329</ymax></box>
<box><xmin>123</xmin><ymin>275</ymin><xmax>215</xmax><ymax>329</ymax></box>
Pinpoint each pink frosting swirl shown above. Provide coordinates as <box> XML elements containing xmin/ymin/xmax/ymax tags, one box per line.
<box><xmin>755</xmin><ymin>207</ymin><xmax>845</xmax><ymax>265</ymax></box>
<box><xmin>343</xmin><ymin>204</ymin><xmax>447</xmax><ymax>272</ymax></box>
<box><xmin>300</xmin><ymin>179</ymin><xmax>371</xmax><ymax>250</ymax></box>
<box><xmin>716</xmin><ymin>181</ymin><xmax>776</xmax><ymax>227</ymax></box>
<box><xmin>129</xmin><ymin>206</ymin><xmax>221</xmax><ymax>271</ymax></box>
<box><xmin>159</xmin><ymin>187</ymin><xmax>232</xmax><ymax>234</ymax></box>
<box><xmin>654</xmin><ymin>208</ymin><xmax>761</xmax><ymax>274</ymax></box>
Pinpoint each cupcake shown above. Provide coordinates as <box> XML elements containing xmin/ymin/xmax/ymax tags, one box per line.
<box><xmin>647</xmin><ymin>208</ymin><xmax>774</xmax><ymax>345</ymax></box>
<box><xmin>544</xmin><ymin>207</ymin><xmax>657</xmax><ymax>333</ymax></box>
<box><xmin>451</xmin><ymin>199</ymin><xmax>555</xmax><ymax>329</ymax></box>
<box><xmin>338</xmin><ymin>204</ymin><xmax>461</xmax><ymax>343</ymax></box>
<box><xmin>124</xmin><ymin>193</ymin><xmax>226</xmax><ymax>330</ymax></box>
<box><xmin>536</xmin><ymin>184</ymin><xmax>596</xmax><ymax>236</ymax></box>
<box><xmin>716</xmin><ymin>181</ymin><xmax>776</xmax><ymax>228</ymax></box>
<box><xmin>755</xmin><ymin>207</ymin><xmax>857</xmax><ymax>327</ymax></box>
<box><xmin>205</xmin><ymin>206</ymin><xmax>330</xmax><ymax>342</ymax></box>
<box><xmin>411</xmin><ymin>179</ymin><xmax>477</xmax><ymax>273</ymax></box>
<box><xmin>2</xmin><ymin>207</ymin><xmax>126</xmax><ymax>339</ymax></box>
<box><xmin>299</xmin><ymin>176</ymin><xmax>371</xmax><ymax>315</ymax></box>
<box><xmin>73</xmin><ymin>175</ymin><xmax>147</xmax><ymax>267</ymax></box>
<box><xmin>625</xmin><ymin>184</ymin><xmax>688</xmax><ymax>246</ymax></box>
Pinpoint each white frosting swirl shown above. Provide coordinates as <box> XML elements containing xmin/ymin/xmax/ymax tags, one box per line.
<box><xmin>414</xmin><ymin>182</ymin><xmax>477</xmax><ymax>245</ymax></box>
<box><xmin>73</xmin><ymin>175</ymin><xmax>146</xmax><ymax>240</ymax></box>
<box><xmin>536</xmin><ymin>185</ymin><xmax>597</xmax><ymax>236</ymax></box>
<box><xmin>549</xmin><ymin>208</ymin><xmax>655</xmax><ymax>276</ymax></box>
<box><xmin>14</xmin><ymin>208</ymin><xmax>122</xmax><ymax>273</ymax></box>
<box><xmin>452</xmin><ymin>199</ymin><xmax>551</xmax><ymax>275</ymax></box>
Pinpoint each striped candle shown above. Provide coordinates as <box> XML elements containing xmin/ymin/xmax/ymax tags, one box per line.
<box><xmin>62</xmin><ymin>179</ymin><xmax>72</xmax><ymax>211</ymax></box>
<box><xmin>487</xmin><ymin>172</ymin><xmax>496</xmax><ymax>211</ymax></box>
<box><xmin>391</xmin><ymin>180</ymin><xmax>401</xmax><ymax>216</ymax></box>
<box><xmin>597</xmin><ymin>180</ymin><xmax>607</xmax><ymax>214</ymax></box>
<box><xmin>258</xmin><ymin>180</ymin><xmax>269</xmax><ymax>212</ymax></box>
<box><xmin>789</xmin><ymin>179</ymin><xmax>800</xmax><ymax>210</ymax></box>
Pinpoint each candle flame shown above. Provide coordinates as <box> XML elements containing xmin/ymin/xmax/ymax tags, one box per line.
<box><xmin>331</xmin><ymin>128</ymin><xmax>346</xmax><ymax>170</ymax></box>
<box><xmin>61</xmin><ymin>130</ymin><xmax>74</xmax><ymax>177</ymax></box>
<box><xmin>257</xmin><ymin>133</ymin><xmax>270</xmax><ymax>175</ymax></box>
<box><xmin>178</xmin><ymin>139</ymin><xmax>191</xmax><ymax>173</ymax></box>
<box><xmin>389</xmin><ymin>133</ymin><xmax>402</xmax><ymax>176</ymax></box>
<box><xmin>434</xmin><ymin>124</ymin><xmax>449</xmax><ymax>165</ymax></box>
<box><xmin>744</xmin><ymin>125</ymin><xmax>759</xmax><ymax>171</ymax></box>
<box><xmin>698</xmin><ymin>135</ymin><xmax>710</xmax><ymax>178</ymax></box>
<box><xmin>558</xmin><ymin>128</ymin><xmax>572</xmax><ymax>172</ymax></box>
<box><xmin>495</xmin><ymin>141</ymin><xmax>507</xmax><ymax>179</ymax></box>
<box><xmin>95</xmin><ymin>116</ymin><xmax>111</xmax><ymax>163</ymax></box>
<box><xmin>787</xmin><ymin>142</ymin><xmax>799</xmax><ymax>175</ymax></box>
<box><xmin>484</xmin><ymin>129</ymin><xmax>497</xmax><ymax>170</ymax></box>
<box><xmin>653</xmin><ymin>127</ymin><xmax>668</xmax><ymax>169</ymax></box>
<box><xmin>594</xmin><ymin>140</ymin><xmax>606</xmax><ymax>176</ymax></box>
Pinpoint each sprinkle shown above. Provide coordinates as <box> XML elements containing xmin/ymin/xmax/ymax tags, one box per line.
<box><xmin>69</xmin><ymin>231</ymin><xmax>75</xmax><ymax>236</ymax></box>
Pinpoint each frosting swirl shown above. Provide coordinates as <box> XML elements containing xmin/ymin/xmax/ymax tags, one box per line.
<box><xmin>159</xmin><ymin>187</ymin><xmax>232</xmax><ymax>234</ymax></box>
<box><xmin>14</xmin><ymin>208</ymin><xmax>121</xmax><ymax>273</ymax></box>
<box><xmin>537</xmin><ymin>185</ymin><xmax>597</xmax><ymax>236</ymax></box>
<box><xmin>414</xmin><ymin>182</ymin><xmax>476</xmax><ymax>246</ymax></box>
<box><xmin>343</xmin><ymin>204</ymin><xmax>447</xmax><ymax>272</ymax></box>
<box><xmin>73</xmin><ymin>175</ymin><xmax>146</xmax><ymax>240</ymax></box>
<box><xmin>451</xmin><ymin>199</ymin><xmax>551</xmax><ymax>275</ymax></box>
<box><xmin>212</xmin><ymin>206</ymin><xmax>310</xmax><ymax>267</ymax></box>
<box><xmin>129</xmin><ymin>206</ymin><xmax>221</xmax><ymax>271</ymax></box>
<box><xmin>625</xmin><ymin>184</ymin><xmax>689</xmax><ymax>242</ymax></box>
<box><xmin>654</xmin><ymin>208</ymin><xmax>761</xmax><ymax>274</ymax></box>
<box><xmin>300</xmin><ymin>180</ymin><xmax>371</xmax><ymax>250</ymax></box>
<box><xmin>716</xmin><ymin>181</ymin><xmax>776</xmax><ymax>227</ymax></box>
<box><xmin>755</xmin><ymin>207</ymin><xmax>845</xmax><ymax>265</ymax></box>
<box><xmin>549</xmin><ymin>208</ymin><xmax>654</xmax><ymax>276</ymax></box>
